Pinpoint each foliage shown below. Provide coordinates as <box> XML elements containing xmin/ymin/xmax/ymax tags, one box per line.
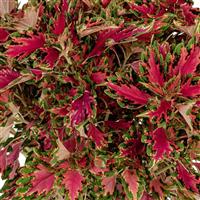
<box><xmin>0</xmin><ymin>0</ymin><xmax>200</xmax><ymax>199</ymax></box>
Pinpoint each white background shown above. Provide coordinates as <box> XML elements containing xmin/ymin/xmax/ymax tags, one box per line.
<box><xmin>0</xmin><ymin>0</ymin><xmax>200</xmax><ymax>191</ymax></box>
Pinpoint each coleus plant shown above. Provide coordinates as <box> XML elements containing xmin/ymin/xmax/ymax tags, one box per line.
<box><xmin>0</xmin><ymin>0</ymin><xmax>200</xmax><ymax>199</ymax></box>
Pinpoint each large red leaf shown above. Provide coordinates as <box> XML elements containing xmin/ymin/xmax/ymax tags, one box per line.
<box><xmin>181</xmin><ymin>3</ymin><xmax>196</xmax><ymax>25</ymax></box>
<box><xmin>122</xmin><ymin>169</ymin><xmax>138</xmax><ymax>200</ymax></box>
<box><xmin>108</xmin><ymin>83</ymin><xmax>150</xmax><ymax>105</ymax></box>
<box><xmin>152</xmin><ymin>128</ymin><xmax>171</xmax><ymax>160</ymax></box>
<box><xmin>148</xmin><ymin>50</ymin><xmax>164</xmax><ymax>86</ymax></box>
<box><xmin>149</xmin><ymin>100</ymin><xmax>171</xmax><ymax>122</ymax></box>
<box><xmin>87</xmin><ymin>123</ymin><xmax>105</xmax><ymax>148</ymax></box>
<box><xmin>0</xmin><ymin>28</ymin><xmax>9</xmax><ymax>42</ymax></box>
<box><xmin>70</xmin><ymin>90</ymin><xmax>94</xmax><ymax>126</ymax></box>
<box><xmin>180</xmin><ymin>79</ymin><xmax>200</xmax><ymax>97</ymax></box>
<box><xmin>62</xmin><ymin>170</ymin><xmax>84</xmax><ymax>200</ymax></box>
<box><xmin>177</xmin><ymin>162</ymin><xmax>199</xmax><ymax>192</ymax></box>
<box><xmin>102</xmin><ymin>175</ymin><xmax>116</xmax><ymax>195</ymax></box>
<box><xmin>0</xmin><ymin>68</ymin><xmax>20</xmax><ymax>89</ymax></box>
<box><xmin>53</xmin><ymin>13</ymin><xmax>65</xmax><ymax>35</ymax></box>
<box><xmin>6</xmin><ymin>33</ymin><xmax>45</xmax><ymax>60</ymax></box>
<box><xmin>175</xmin><ymin>46</ymin><xmax>200</xmax><ymax>76</ymax></box>
<box><xmin>29</xmin><ymin>165</ymin><xmax>55</xmax><ymax>194</ymax></box>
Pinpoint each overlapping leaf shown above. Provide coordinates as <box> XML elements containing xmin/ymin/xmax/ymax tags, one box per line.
<box><xmin>6</xmin><ymin>33</ymin><xmax>45</xmax><ymax>59</ymax></box>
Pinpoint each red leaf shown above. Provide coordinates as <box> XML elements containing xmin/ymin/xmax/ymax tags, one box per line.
<box><xmin>53</xmin><ymin>13</ymin><xmax>65</xmax><ymax>35</ymax></box>
<box><xmin>149</xmin><ymin>100</ymin><xmax>171</xmax><ymax>122</ymax></box>
<box><xmin>0</xmin><ymin>28</ymin><xmax>9</xmax><ymax>42</ymax></box>
<box><xmin>122</xmin><ymin>169</ymin><xmax>138</xmax><ymax>200</ymax></box>
<box><xmin>90</xmin><ymin>157</ymin><xmax>109</xmax><ymax>175</ymax></box>
<box><xmin>6</xmin><ymin>33</ymin><xmax>45</xmax><ymax>60</ymax></box>
<box><xmin>177</xmin><ymin>162</ymin><xmax>199</xmax><ymax>192</ymax></box>
<box><xmin>150</xmin><ymin>178</ymin><xmax>164</xmax><ymax>198</ymax></box>
<box><xmin>50</xmin><ymin>106</ymin><xmax>68</xmax><ymax>117</ymax></box>
<box><xmin>87</xmin><ymin>28</ymin><xmax>119</xmax><ymax>58</ymax></box>
<box><xmin>175</xmin><ymin>46</ymin><xmax>200</xmax><ymax>76</ymax></box>
<box><xmin>0</xmin><ymin>148</ymin><xmax>6</xmax><ymax>173</ymax></box>
<box><xmin>130</xmin><ymin>4</ymin><xmax>152</xmax><ymax>16</ymax></box>
<box><xmin>7</xmin><ymin>141</ymin><xmax>22</xmax><ymax>166</ymax></box>
<box><xmin>181</xmin><ymin>46</ymin><xmax>200</xmax><ymax>75</ymax></box>
<box><xmin>0</xmin><ymin>68</ymin><xmax>20</xmax><ymax>89</ymax></box>
<box><xmin>0</xmin><ymin>90</ymin><xmax>11</xmax><ymax>103</ymax></box>
<box><xmin>130</xmin><ymin>3</ymin><xmax>164</xmax><ymax>18</ymax></box>
<box><xmin>181</xmin><ymin>79</ymin><xmax>200</xmax><ymax>97</ymax></box>
<box><xmin>42</xmin><ymin>47</ymin><xmax>59</xmax><ymax>68</ymax></box>
<box><xmin>148</xmin><ymin>50</ymin><xmax>164</xmax><ymax>86</ymax></box>
<box><xmin>30</xmin><ymin>69</ymin><xmax>43</xmax><ymax>81</ymax></box>
<box><xmin>181</xmin><ymin>3</ymin><xmax>196</xmax><ymax>25</ymax></box>
<box><xmin>69</xmin><ymin>23</ymin><xmax>80</xmax><ymax>45</ymax></box>
<box><xmin>108</xmin><ymin>82</ymin><xmax>150</xmax><ymax>105</ymax></box>
<box><xmin>70</xmin><ymin>90</ymin><xmax>94</xmax><ymax>126</ymax></box>
<box><xmin>87</xmin><ymin>26</ymin><xmax>149</xmax><ymax>59</ymax></box>
<box><xmin>136</xmin><ymin>21</ymin><xmax>164</xmax><ymax>42</ymax></box>
<box><xmin>87</xmin><ymin>123</ymin><xmax>105</xmax><ymax>148</ymax></box>
<box><xmin>105</xmin><ymin>119</ymin><xmax>131</xmax><ymax>130</ymax></box>
<box><xmin>102</xmin><ymin>175</ymin><xmax>116</xmax><ymax>195</ymax></box>
<box><xmin>91</xmin><ymin>72</ymin><xmax>107</xmax><ymax>84</ymax></box>
<box><xmin>140</xmin><ymin>192</ymin><xmax>153</xmax><ymax>200</ymax></box>
<box><xmin>63</xmin><ymin>136</ymin><xmax>77</xmax><ymax>153</ymax></box>
<box><xmin>152</xmin><ymin>128</ymin><xmax>171</xmax><ymax>160</ymax></box>
<box><xmin>121</xmin><ymin>136</ymin><xmax>145</xmax><ymax>160</ymax></box>
<box><xmin>62</xmin><ymin>170</ymin><xmax>84</xmax><ymax>200</ymax></box>
<box><xmin>29</xmin><ymin>165</ymin><xmax>55</xmax><ymax>194</ymax></box>
<box><xmin>53</xmin><ymin>0</ymin><xmax>67</xmax><ymax>35</ymax></box>
<box><xmin>101</xmin><ymin>0</ymin><xmax>111</xmax><ymax>8</ymax></box>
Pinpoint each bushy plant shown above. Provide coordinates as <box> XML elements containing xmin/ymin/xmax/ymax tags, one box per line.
<box><xmin>0</xmin><ymin>0</ymin><xmax>200</xmax><ymax>199</ymax></box>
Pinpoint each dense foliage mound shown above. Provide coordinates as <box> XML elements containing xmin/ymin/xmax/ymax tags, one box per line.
<box><xmin>0</xmin><ymin>0</ymin><xmax>200</xmax><ymax>199</ymax></box>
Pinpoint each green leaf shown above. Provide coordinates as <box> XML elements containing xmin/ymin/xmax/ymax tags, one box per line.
<box><xmin>16</xmin><ymin>185</ymin><xmax>30</xmax><ymax>193</ymax></box>
<box><xmin>16</xmin><ymin>177</ymin><xmax>32</xmax><ymax>185</ymax></box>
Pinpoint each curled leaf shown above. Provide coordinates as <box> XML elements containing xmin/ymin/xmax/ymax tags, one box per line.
<box><xmin>177</xmin><ymin>102</ymin><xmax>195</xmax><ymax>131</ymax></box>
<box><xmin>0</xmin><ymin>0</ymin><xmax>16</xmax><ymax>17</ymax></box>
<box><xmin>15</xmin><ymin>7</ymin><xmax>39</xmax><ymax>32</ymax></box>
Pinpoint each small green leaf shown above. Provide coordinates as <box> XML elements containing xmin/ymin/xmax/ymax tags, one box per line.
<box><xmin>16</xmin><ymin>185</ymin><xmax>30</xmax><ymax>193</ymax></box>
<box><xmin>16</xmin><ymin>177</ymin><xmax>32</xmax><ymax>185</ymax></box>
